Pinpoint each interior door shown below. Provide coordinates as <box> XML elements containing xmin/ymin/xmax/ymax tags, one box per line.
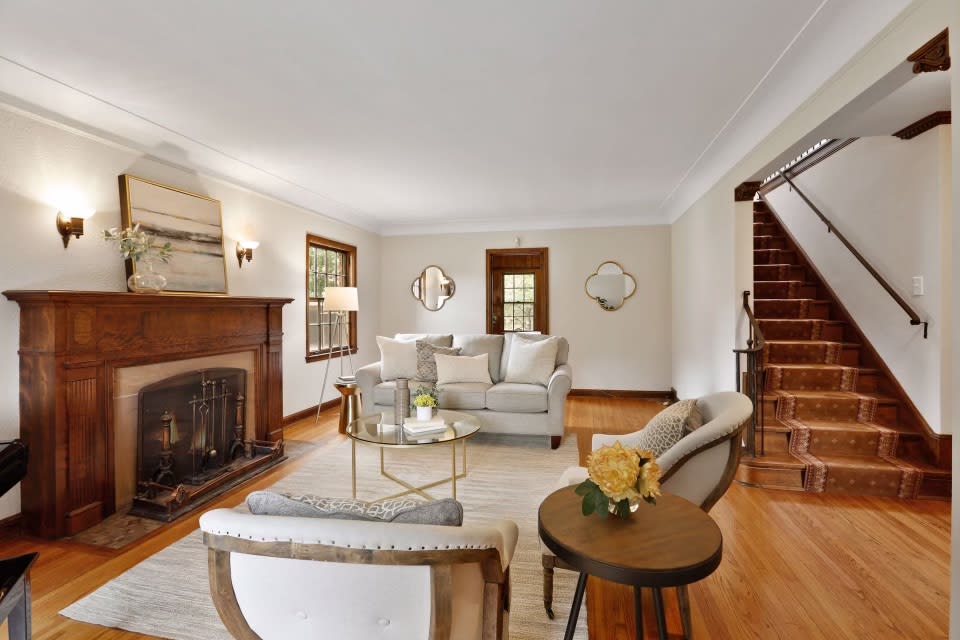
<box><xmin>486</xmin><ymin>248</ymin><xmax>549</xmax><ymax>334</ymax></box>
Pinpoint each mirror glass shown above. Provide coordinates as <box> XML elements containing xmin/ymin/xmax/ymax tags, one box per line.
<box><xmin>411</xmin><ymin>265</ymin><xmax>456</xmax><ymax>311</ymax></box>
<box><xmin>585</xmin><ymin>261</ymin><xmax>636</xmax><ymax>310</ymax></box>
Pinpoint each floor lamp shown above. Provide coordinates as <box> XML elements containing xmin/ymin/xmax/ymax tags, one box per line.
<box><xmin>317</xmin><ymin>286</ymin><xmax>359</xmax><ymax>423</ymax></box>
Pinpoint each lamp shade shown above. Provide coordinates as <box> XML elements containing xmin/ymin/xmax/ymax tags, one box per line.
<box><xmin>324</xmin><ymin>286</ymin><xmax>359</xmax><ymax>311</ymax></box>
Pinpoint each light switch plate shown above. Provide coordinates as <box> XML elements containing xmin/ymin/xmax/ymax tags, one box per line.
<box><xmin>912</xmin><ymin>276</ymin><xmax>924</xmax><ymax>296</ymax></box>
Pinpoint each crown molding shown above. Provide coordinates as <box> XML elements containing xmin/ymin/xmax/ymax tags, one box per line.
<box><xmin>379</xmin><ymin>210</ymin><xmax>666</xmax><ymax>237</ymax></box>
<box><xmin>892</xmin><ymin>110</ymin><xmax>951</xmax><ymax>140</ymax></box>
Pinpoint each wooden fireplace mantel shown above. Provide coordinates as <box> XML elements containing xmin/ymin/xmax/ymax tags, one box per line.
<box><xmin>2</xmin><ymin>290</ymin><xmax>293</xmax><ymax>538</ymax></box>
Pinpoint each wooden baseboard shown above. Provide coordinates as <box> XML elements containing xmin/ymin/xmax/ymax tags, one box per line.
<box><xmin>282</xmin><ymin>399</ymin><xmax>338</xmax><ymax>426</ymax></box>
<box><xmin>569</xmin><ymin>389</ymin><xmax>673</xmax><ymax>400</ymax></box>
<box><xmin>0</xmin><ymin>512</ymin><xmax>23</xmax><ymax>536</ymax></box>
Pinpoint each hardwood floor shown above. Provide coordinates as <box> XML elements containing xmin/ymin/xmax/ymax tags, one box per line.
<box><xmin>0</xmin><ymin>398</ymin><xmax>950</xmax><ymax>639</ymax></box>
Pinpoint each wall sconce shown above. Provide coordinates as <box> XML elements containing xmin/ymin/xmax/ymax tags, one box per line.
<box><xmin>56</xmin><ymin>208</ymin><xmax>95</xmax><ymax>248</ymax></box>
<box><xmin>236</xmin><ymin>240</ymin><xmax>259</xmax><ymax>267</ymax></box>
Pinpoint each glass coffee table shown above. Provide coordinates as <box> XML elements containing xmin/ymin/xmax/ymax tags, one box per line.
<box><xmin>346</xmin><ymin>409</ymin><xmax>480</xmax><ymax>502</ymax></box>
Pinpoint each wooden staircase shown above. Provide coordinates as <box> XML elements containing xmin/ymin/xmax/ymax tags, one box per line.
<box><xmin>736</xmin><ymin>200</ymin><xmax>950</xmax><ymax>499</ymax></box>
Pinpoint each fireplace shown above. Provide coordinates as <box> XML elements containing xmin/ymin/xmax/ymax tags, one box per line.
<box><xmin>130</xmin><ymin>367</ymin><xmax>283</xmax><ymax>521</ymax></box>
<box><xmin>3</xmin><ymin>290</ymin><xmax>292</xmax><ymax>538</ymax></box>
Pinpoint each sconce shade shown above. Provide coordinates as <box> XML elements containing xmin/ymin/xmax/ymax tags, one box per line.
<box><xmin>324</xmin><ymin>286</ymin><xmax>359</xmax><ymax>312</ymax></box>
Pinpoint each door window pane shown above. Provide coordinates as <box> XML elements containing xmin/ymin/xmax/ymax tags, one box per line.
<box><xmin>501</xmin><ymin>272</ymin><xmax>536</xmax><ymax>333</ymax></box>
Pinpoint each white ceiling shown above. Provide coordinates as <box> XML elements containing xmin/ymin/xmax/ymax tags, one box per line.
<box><xmin>0</xmin><ymin>0</ymin><xmax>915</xmax><ymax>234</ymax></box>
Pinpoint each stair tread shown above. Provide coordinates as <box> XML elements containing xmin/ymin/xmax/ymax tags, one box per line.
<box><xmin>754</xmin><ymin>298</ymin><xmax>830</xmax><ymax>304</ymax></box>
<box><xmin>799</xmin><ymin>420</ymin><xmax>912</xmax><ymax>434</ymax></box>
<box><xmin>758</xmin><ymin>318</ymin><xmax>845</xmax><ymax>325</ymax></box>
<box><xmin>765</xmin><ymin>339</ymin><xmax>860</xmax><ymax>347</ymax></box>
<box><xmin>740</xmin><ymin>452</ymin><xmax>806</xmax><ymax>469</ymax></box>
<box><xmin>765</xmin><ymin>363</ymin><xmax>857</xmax><ymax>371</ymax></box>
<box><xmin>811</xmin><ymin>454</ymin><xmax>909</xmax><ymax>470</ymax></box>
<box><xmin>767</xmin><ymin>389</ymin><xmax>897</xmax><ymax>403</ymax></box>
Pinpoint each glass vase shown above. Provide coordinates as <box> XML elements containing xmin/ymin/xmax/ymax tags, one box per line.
<box><xmin>128</xmin><ymin>259</ymin><xmax>167</xmax><ymax>293</ymax></box>
<box><xmin>608</xmin><ymin>497</ymin><xmax>641</xmax><ymax>517</ymax></box>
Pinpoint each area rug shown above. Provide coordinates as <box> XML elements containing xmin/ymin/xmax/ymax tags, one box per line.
<box><xmin>60</xmin><ymin>433</ymin><xmax>589</xmax><ymax>639</ymax></box>
<box><xmin>67</xmin><ymin>439</ymin><xmax>321</xmax><ymax>549</ymax></box>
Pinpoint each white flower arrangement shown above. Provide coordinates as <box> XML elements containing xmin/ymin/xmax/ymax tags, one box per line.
<box><xmin>103</xmin><ymin>224</ymin><xmax>173</xmax><ymax>262</ymax></box>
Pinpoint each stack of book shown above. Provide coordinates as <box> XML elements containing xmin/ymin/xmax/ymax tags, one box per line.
<box><xmin>401</xmin><ymin>418</ymin><xmax>447</xmax><ymax>435</ymax></box>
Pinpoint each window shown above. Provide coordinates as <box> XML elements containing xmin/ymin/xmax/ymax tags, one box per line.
<box><xmin>502</xmin><ymin>273</ymin><xmax>536</xmax><ymax>332</ymax></box>
<box><xmin>306</xmin><ymin>234</ymin><xmax>357</xmax><ymax>362</ymax></box>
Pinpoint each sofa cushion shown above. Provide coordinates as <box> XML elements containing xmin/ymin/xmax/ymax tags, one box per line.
<box><xmin>504</xmin><ymin>336</ymin><xmax>560</xmax><ymax>386</ymax></box>
<box><xmin>395</xmin><ymin>333</ymin><xmax>453</xmax><ymax>347</ymax></box>
<box><xmin>376</xmin><ymin>335</ymin><xmax>418</xmax><ymax>381</ymax></box>
<box><xmin>633</xmin><ymin>399</ymin><xmax>700</xmax><ymax>456</ymax></box>
<box><xmin>438</xmin><ymin>382</ymin><xmax>491</xmax><ymax>410</ymax></box>
<box><xmin>246</xmin><ymin>491</ymin><xmax>463</xmax><ymax>526</ymax></box>
<box><xmin>500</xmin><ymin>333</ymin><xmax>568</xmax><ymax>382</ymax></box>
<box><xmin>436</xmin><ymin>353</ymin><xmax>493</xmax><ymax>385</ymax></box>
<box><xmin>416</xmin><ymin>341</ymin><xmax>461</xmax><ymax>383</ymax></box>
<box><xmin>486</xmin><ymin>383</ymin><xmax>549</xmax><ymax>413</ymax></box>
<box><xmin>453</xmin><ymin>334</ymin><xmax>504</xmax><ymax>382</ymax></box>
<box><xmin>374</xmin><ymin>380</ymin><xmax>434</xmax><ymax>406</ymax></box>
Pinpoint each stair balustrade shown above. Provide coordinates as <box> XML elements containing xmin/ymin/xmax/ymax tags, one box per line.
<box><xmin>733</xmin><ymin>290</ymin><xmax>765</xmax><ymax>457</ymax></box>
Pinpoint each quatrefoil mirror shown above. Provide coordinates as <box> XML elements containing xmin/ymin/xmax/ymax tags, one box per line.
<box><xmin>411</xmin><ymin>265</ymin><xmax>456</xmax><ymax>311</ymax></box>
<box><xmin>585</xmin><ymin>261</ymin><xmax>636</xmax><ymax>311</ymax></box>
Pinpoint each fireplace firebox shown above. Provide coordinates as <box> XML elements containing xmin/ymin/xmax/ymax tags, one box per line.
<box><xmin>133</xmin><ymin>367</ymin><xmax>283</xmax><ymax>521</ymax></box>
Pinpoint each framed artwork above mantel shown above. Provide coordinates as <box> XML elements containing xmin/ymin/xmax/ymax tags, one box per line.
<box><xmin>118</xmin><ymin>174</ymin><xmax>229</xmax><ymax>295</ymax></box>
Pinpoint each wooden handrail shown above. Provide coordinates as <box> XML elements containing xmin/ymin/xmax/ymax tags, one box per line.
<box><xmin>780</xmin><ymin>172</ymin><xmax>928</xmax><ymax>339</ymax></box>
<box><xmin>734</xmin><ymin>291</ymin><xmax>765</xmax><ymax>457</ymax></box>
<box><xmin>733</xmin><ymin>291</ymin><xmax>765</xmax><ymax>354</ymax></box>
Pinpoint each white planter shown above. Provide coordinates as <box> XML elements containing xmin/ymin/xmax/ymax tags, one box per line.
<box><xmin>416</xmin><ymin>406</ymin><xmax>433</xmax><ymax>421</ymax></box>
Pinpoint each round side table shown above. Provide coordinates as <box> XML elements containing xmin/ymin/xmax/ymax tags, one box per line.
<box><xmin>538</xmin><ymin>487</ymin><xmax>722</xmax><ymax>640</ymax></box>
<box><xmin>334</xmin><ymin>381</ymin><xmax>361</xmax><ymax>434</ymax></box>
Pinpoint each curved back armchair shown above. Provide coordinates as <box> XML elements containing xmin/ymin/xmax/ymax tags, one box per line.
<box><xmin>542</xmin><ymin>391</ymin><xmax>753</xmax><ymax>620</ymax></box>
<box><xmin>200</xmin><ymin>509</ymin><xmax>518</xmax><ymax>640</ymax></box>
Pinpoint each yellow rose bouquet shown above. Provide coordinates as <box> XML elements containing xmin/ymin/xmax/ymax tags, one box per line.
<box><xmin>575</xmin><ymin>441</ymin><xmax>662</xmax><ymax>519</ymax></box>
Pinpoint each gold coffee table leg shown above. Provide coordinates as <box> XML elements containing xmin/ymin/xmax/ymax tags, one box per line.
<box><xmin>451</xmin><ymin>441</ymin><xmax>457</xmax><ymax>500</ymax></box>
<box><xmin>351</xmin><ymin>439</ymin><xmax>357</xmax><ymax>499</ymax></box>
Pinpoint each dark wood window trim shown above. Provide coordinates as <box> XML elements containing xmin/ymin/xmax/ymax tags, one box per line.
<box><xmin>305</xmin><ymin>234</ymin><xmax>358</xmax><ymax>363</ymax></box>
<box><xmin>485</xmin><ymin>247</ymin><xmax>549</xmax><ymax>335</ymax></box>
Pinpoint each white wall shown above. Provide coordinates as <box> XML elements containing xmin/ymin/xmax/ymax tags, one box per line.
<box><xmin>378</xmin><ymin>227</ymin><xmax>673</xmax><ymax>391</ymax></box>
<box><xmin>0</xmin><ymin>105</ymin><xmax>381</xmax><ymax>519</ymax></box>
<box><xmin>765</xmin><ymin>131</ymin><xmax>948</xmax><ymax>432</ymax></box>
<box><xmin>670</xmin><ymin>195</ymin><xmax>739</xmax><ymax>398</ymax></box>
<box><xmin>669</xmin><ymin>0</ymin><xmax>952</xmax><ymax>400</ymax></box>
<box><xmin>948</xmin><ymin>0</ymin><xmax>959</xmax><ymax>635</ymax></box>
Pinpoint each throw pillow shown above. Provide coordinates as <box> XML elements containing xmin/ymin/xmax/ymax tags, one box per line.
<box><xmin>246</xmin><ymin>492</ymin><xmax>463</xmax><ymax>526</ymax></box>
<box><xmin>633</xmin><ymin>399</ymin><xmax>700</xmax><ymax>456</ymax></box>
<box><xmin>684</xmin><ymin>401</ymin><xmax>705</xmax><ymax>433</ymax></box>
<box><xmin>435</xmin><ymin>353</ymin><xmax>493</xmax><ymax>385</ymax></box>
<box><xmin>504</xmin><ymin>336</ymin><xmax>559</xmax><ymax>386</ymax></box>
<box><xmin>377</xmin><ymin>335</ymin><xmax>418</xmax><ymax>381</ymax></box>
<box><xmin>416</xmin><ymin>341</ymin><xmax>462</xmax><ymax>383</ymax></box>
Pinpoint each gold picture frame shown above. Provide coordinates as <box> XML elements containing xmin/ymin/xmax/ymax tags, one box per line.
<box><xmin>118</xmin><ymin>175</ymin><xmax>228</xmax><ymax>295</ymax></box>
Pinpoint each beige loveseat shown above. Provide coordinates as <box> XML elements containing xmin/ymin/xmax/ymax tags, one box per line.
<box><xmin>356</xmin><ymin>333</ymin><xmax>572</xmax><ymax>449</ymax></box>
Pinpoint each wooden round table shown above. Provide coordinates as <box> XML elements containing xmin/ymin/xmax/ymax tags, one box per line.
<box><xmin>538</xmin><ymin>487</ymin><xmax>722</xmax><ymax>640</ymax></box>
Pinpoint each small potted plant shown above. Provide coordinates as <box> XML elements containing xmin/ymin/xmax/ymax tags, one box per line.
<box><xmin>412</xmin><ymin>388</ymin><xmax>438</xmax><ymax>420</ymax></box>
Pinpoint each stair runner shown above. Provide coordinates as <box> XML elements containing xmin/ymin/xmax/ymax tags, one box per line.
<box><xmin>750</xmin><ymin>200</ymin><xmax>947</xmax><ymax>499</ymax></box>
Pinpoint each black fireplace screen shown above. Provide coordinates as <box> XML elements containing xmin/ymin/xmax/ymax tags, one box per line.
<box><xmin>137</xmin><ymin>368</ymin><xmax>247</xmax><ymax>492</ymax></box>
